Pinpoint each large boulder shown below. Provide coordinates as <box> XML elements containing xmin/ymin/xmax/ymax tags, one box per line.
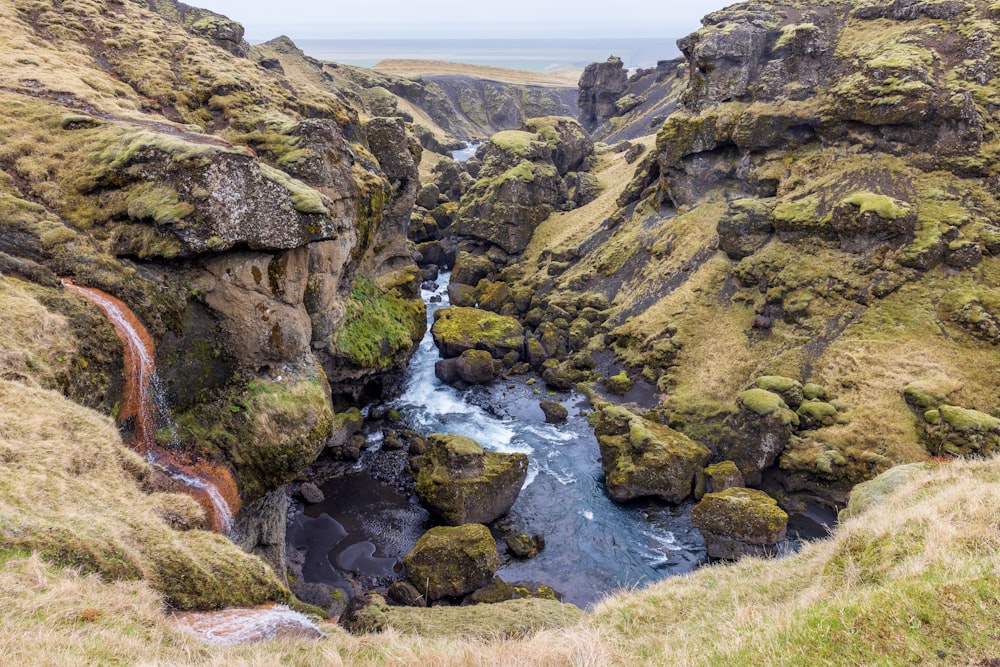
<box><xmin>403</xmin><ymin>524</ymin><xmax>500</xmax><ymax>600</ymax></box>
<box><xmin>415</xmin><ymin>434</ymin><xmax>528</xmax><ymax>525</ymax></box>
<box><xmin>431</xmin><ymin>307</ymin><xmax>525</xmax><ymax>360</ymax></box>
<box><xmin>434</xmin><ymin>349</ymin><xmax>499</xmax><ymax>386</ymax></box>
<box><xmin>590</xmin><ymin>403</ymin><xmax>710</xmax><ymax>503</ymax></box>
<box><xmin>691</xmin><ymin>487</ymin><xmax>788</xmax><ymax>560</ymax></box>
<box><xmin>720</xmin><ymin>389</ymin><xmax>800</xmax><ymax>486</ymax></box>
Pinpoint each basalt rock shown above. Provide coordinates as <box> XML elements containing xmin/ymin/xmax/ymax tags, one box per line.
<box><xmin>691</xmin><ymin>487</ymin><xmax>788</xmax><ymax>560</ymax></box>
<box><xmin>578</xmin><ymin>57</ymin><xmax>628</xmax><ymax>130</ymax></box>
<box><xmin>415</xmin><ymin>434</ymin><xmax>528</xmax><ymax>525</ymax></box>
<box><xmin>590</xmin><ymin>403</ymin><xmax>710</xmax><ymax>503</ymax></box>
<box><xmin>403</xmin><ymin>524</ymin><xmax>500</xmax><ymax>600</ymax></box>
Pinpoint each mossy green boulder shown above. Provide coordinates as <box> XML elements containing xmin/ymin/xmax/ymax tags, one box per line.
<box><xmin>840</xmin><ymin>462</ymin><xmax>933</xmax><ymax>521</ymax></box>
<box><xmin>403</xmin><ymin>524</ymin><xmax>500</xmax><ymax>601</ymax></box>
<box><xmin>691</xmin><ymin>487</ymin><xmax>788</xmax><ymax>560</ymax></box>
<box><xmin>923</xmin><ymin>405</ymin><xmax>1000</xmax><ymax>457</ymax></box>
<box><xmin>590</xmin><ymin>403</ymin><xmax>710</xmax><ymax>502</ymax></box>
<box><xmin>431</xmin><ymin>306</ymin><xmax>524</xmax><ymax>360</ymax></box>
<box><xmin>704</xmin><ymin>460</ymin><xmax>744</xmax><ymax>494</ymax></box>
<box><xmin>415</xmin><ymin>434</ymin><xmax>528</xmax><ymax>525</ymax></box>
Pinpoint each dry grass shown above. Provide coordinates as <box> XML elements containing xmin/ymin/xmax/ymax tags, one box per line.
<box><xmin>0</xmin><ymin>277</ymin><xmax>75</xmax><ymax>388</ymax></box>
<box><xmin>372</xmin><ymin>60</ymin><xmax>581</xmax><ymax>87</ymax></box>
<box><xmin>1</xmin><ymin>443</ymin><xmax>998</xmax><ymax>664</ymax></box>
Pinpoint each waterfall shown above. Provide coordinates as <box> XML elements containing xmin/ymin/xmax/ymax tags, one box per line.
<box><xmin>63</xmin><ymin>281</ymin><xmax>238</xmax><ymax>533</ymax></box>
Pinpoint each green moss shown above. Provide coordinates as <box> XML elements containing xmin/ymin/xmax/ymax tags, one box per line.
<box><xmin>489</xmin><ymin>130</ymin><xmax>546</xmax><ymax>158</ymax></box>
<box><xmin>332</xmin><ymin>276</ymin><xmax>418</xmax><ymax>370</ymax></box>
<box><xmin>841</xmin><ymin>192</ymin><xmax>910</xmax><ymax>220</ymax></box>
<box><xmin>775</xmin><ymin>23</ymin><xmax>818</xmax><ymax>49</ymax></box>
<box><xmin>739</xmin><ymin>388</ymin><xmax>787</xmax><ymax>416</ymax></box>
<box><xmin>431</xmin><ymin>307</ymin><xmax>524</xmax><ymax>358</ymax></box>
<box><xmin>771</xmin><ymin>196</ymin><xmax>829</xmax><ymax>232</ymax></box>
<box><xmin>604</xmin><ymin>371</ymin><xmax>632</xmax><ymax>396</ymax></box>
<box><xmin>755</xmin><ymin>376</ymin><xmax>801</xmax><ymax>394</ymax></box>
<box><xmin>797</xmin><ymin>401</ymin><xmax>839</xmax><ymax>427</ymax></box>
<box><xmin>258</xmin><ymin>163</ymin><xmax>328</xmax><ymax>215</ymax></box>
<box><xmin>938</xmin><ymin>405</ymin><xmax>1000</xmax><ymax>432</ymax></box>
<box><xmin>124</xmin><ymin>183</ymin><xmax>194</xmax><ymax>226</ymax></box>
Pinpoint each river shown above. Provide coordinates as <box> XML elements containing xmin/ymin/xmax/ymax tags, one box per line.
<box><xmin>290</xmin><ymin>275</ymin><xmax>705</xmax><ymax>608</ymax></box>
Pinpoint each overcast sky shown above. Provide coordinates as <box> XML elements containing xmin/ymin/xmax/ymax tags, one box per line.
<box><xmin>189</xmin><ymin>0</ymin><xmax>733</xmax><ymax>40</ymax></box>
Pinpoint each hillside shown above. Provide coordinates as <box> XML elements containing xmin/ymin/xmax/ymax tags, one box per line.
<box><xmin>460</xmin><ymin>0</ymin><xmax>1000</xmax><ymax>523</ymax></box>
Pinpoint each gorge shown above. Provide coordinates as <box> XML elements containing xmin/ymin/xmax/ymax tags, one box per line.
<box><xmin>2</xmin><ymin>0</ymin><xmax>1000</xmax><ymax>663</ymax></box>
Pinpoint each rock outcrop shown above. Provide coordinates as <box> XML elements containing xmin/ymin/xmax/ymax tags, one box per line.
<box><xmin>451</xmin><ymin>117</ymin><xmax>595</xmax><ymax>255</ymax></box>
<box><xmin>691</xmin><ymin>487</ymin><xmax>789</xmax><ymax>560</ymax></box>
<box><xmin>578</xmin><ymin>57</ymin><xmax>629</xmax><ymax>130</ymax></box>
<box><xmin>590</xmin><ymin>403</ymin><xmax>710</xmax><ymax>503</ymax></box>
<box><xmin>415</xmin><ymin>434</ymin><xmax>528</xmax><ymax>525</ymax></box>
<box><xmin>403</xmin><ymin>524</ymin><xmax>500</xmax><ymax>600</ymax></box>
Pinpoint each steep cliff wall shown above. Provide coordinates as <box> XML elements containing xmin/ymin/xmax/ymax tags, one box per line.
<box><xmin>0</xmin><ymin>0</ymin><xmax>424</xmax><ymax>507</ymax></box>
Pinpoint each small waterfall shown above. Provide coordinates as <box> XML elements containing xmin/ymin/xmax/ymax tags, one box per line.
<box><xmin>63</xmin><ymin>280</ymin><xmax>238</xmax><ymax>533</ymax></box>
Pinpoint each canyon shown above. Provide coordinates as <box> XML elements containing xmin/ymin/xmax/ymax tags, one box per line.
<box><xmin>1</xmin><ymin>0</ymin><xmax>1000</xmax><ymax>663</ymax></box>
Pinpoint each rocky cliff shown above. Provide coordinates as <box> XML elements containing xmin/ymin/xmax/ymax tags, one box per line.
<box><xmin>449</xmin><ymin>0</ymin><xmax>1000</xmax><ymax>521</ymax></box>
<box><xmin>253</xmin><ymin>38</ymin><xmax>579</xmax><ymax>150</ymax></box>
<box><xmin>0</xmin><ymin>0</ymin><xmax>425</xmax><ymax>514</ymax></box>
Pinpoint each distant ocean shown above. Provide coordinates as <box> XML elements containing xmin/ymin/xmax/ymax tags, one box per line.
<box><xmin>291</xmin><ymin>38</ymin><xmax>681</xmax><ymax>72</ymax></box>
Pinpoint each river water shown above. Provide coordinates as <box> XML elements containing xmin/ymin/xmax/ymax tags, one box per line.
<box><xmin>291</xmin><ymin>276</ymin><xmax>705</xmax><ymax>608</ymax></box>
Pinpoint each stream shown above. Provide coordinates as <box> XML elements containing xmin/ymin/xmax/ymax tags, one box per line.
<box><xmin>290</xmin><ymin>275</ymin><xmax>706</xmax><ymax>608</ymax></box>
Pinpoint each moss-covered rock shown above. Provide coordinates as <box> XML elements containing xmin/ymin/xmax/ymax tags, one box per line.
<box><xmin>431</xmin><ymin>307</ymin><xmax>524</xmax><ymax>360</ymax></box>
<box><xmin>403</xmin><ymin>524</ymin><xmax>500</xmax><ymax>600</ymax></box>
<box><xmin>539</xmin><ymin>400</ymin><xmax>568</xmax><ymax>424</ymax></box>
<box><xmin>415</xmin><ymin>434</ymin><xmax>528</xmax><ymax>525</ymax></box>
<box><xmin>754</xmin><ymin>376</ymin><xmax>804</xmax><ymax>409</ymax></box>
<box><xmin>590</xmin><ymin>403</ymin><xmax>710</xmax><ymax>502</ymax></box>
<box><xmin>340</xmin><ymin>592</ymin><xmax>390</xmax><ymax>634</ymax></box>
<box><xmin>840</xmin><ymin>462</ymin><xmax>933</xmax><ymax>521</ymax></box>
<box><xmin>704</xmin><ymin>461</ymin><xmax>744</xmax><ymax>494</ymax></box>
<box><xmin>923</xmin><ymin>405</ymin><xmax>1000</xmax><ymax>457</ymax></box>
<box><xmin>691</xmin><ymin>487</ymin><xmax>788</xmax><ymax>560</ymax></box>
<box><xmin>721</xmin><ymin>390</ymin><xmax>799</xmax><ymax>486</ymax></box>
<box><xmin>604</xmin><ymin>371</ymin><xmax>633</xmax><ymax>396</ymax></box>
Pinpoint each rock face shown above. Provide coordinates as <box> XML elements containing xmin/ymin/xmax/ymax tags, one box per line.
<box><xmin>452</xmin><ymin>117</ymin><xmax>595</xmax><ymax>255</ymax></box>
<box><xmin>403</xmin><ymin>524</ymin><xmax>500</xmax><ymax>600</ymax></box>
<box><xmin>578</xmin><ymin>57</ymin><xmax>628</xmax><ymax>130</ymax></box>
<box><xmin>0</xmin><ymin>4</ymin><xmax>430</xmax><ymax>568</ymax></box>
<box><xmin>415</xmin><ymin>434</ymin><xmax>528</xmax><ymax>525</ymax></box>
<box><xmin>691</xmin><ymin>488</ymin><xmax>788</xmax><ymax>560</ymax></box>
<box><xmin>590</xmin><ymin>403</ymin><xmax>710</xmax><ymax>503</ymax></box>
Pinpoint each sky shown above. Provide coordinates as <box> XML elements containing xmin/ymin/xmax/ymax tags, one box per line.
<box><xmin>188</xmin><ymin>0</ymin><xmax>734</xmax><ymax>41</ymax></box>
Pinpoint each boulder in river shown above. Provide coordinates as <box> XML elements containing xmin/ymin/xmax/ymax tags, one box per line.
<box><xmin>431</xmin><ymin>306</ymin><xmax>524</xmax><ymax>360</ymax></box>
<box><xmin>539</xmin><ymin>400</ymin><xmax>568</xmax><ymax>424</ymax></box>
<box><xmin>403</xmin><ymin>524</ymin><xmax>499</xmax><ymax>601</ymax></box>
<box><xmin>415</xmin><ymin>433</ymin><xmax>528</xmax><ymax>525</ymax></box>
<box><xmin>590</xmin><ymin>403</ymin><xmax>710</xmax><ymax>503</ymax></box>
<box><xmin>691</xmin><ymin>487</ymin><xmax>788</xmax><ymax>560</ymax></box>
